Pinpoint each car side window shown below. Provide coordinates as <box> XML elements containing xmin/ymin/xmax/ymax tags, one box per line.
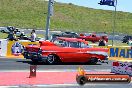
<box><xmin>54</xmin><ymin>39</ymin><xmax>66</xmax><ymax>47</ymax></box>
<box><xmin>69</xmin><ymin>42</ymin><xmax>79</xmax><ymax>48</ymax></box>
<box><xmin>92</xmin><ymin>35</ymin><xmax>96</xmax><ymax>37</ymax></box>
<box><xmin>80</xmin><ymin>42</ymin><xmax>88</xmax><ymax>48</ymax></box>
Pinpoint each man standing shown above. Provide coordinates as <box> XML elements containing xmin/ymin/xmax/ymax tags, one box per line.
<box><xmin>98</xmin><ymin>37</ymin><xmax>106</xmax><ymax>46</ymax></box>
<box><xmin>30</xmin><ymin>29</ymin><xmax>36</xmax><ymax>42</ymax></box>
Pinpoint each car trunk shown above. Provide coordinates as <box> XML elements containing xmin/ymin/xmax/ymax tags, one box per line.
<box><xmin>25</xmin><ymin>45</ymin><xmax>40</xmax><ymax>52</ymax></box>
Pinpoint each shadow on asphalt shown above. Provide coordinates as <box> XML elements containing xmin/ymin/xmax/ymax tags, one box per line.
<box><xmin>16</xmin><ymin>60</ymin><xmax>101</xmax><ymax>65</ymax></box>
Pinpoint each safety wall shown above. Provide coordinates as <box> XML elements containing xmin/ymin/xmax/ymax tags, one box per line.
<box><xmin>6</xmin><ymin>40</ymin><xmax>39</xmax><ymax>58</ymax></box>
<box><xmin>0</xmin><ymin>39</ymin><xmax>8</xmax><ymax>56</ymax></box>
<box><xmin>94</xmin><ymin>46</ymin><xmax>132</xmax><ymax>59</ymax></box>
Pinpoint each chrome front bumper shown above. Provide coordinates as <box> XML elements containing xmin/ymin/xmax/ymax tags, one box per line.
<box><xmin>98</xmin><ymin>56</ymin><xmax>109</xmax><ymax>64</ymax></box>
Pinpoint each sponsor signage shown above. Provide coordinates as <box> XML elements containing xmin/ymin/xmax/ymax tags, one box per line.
<box><xmin>7</xmin><ymin>41</ymin><xmax>39</xmax><ymax>58</ymax></box>
<box><xmin>110</xmin><ymin>48</ymin><xmax>132</xmax><ymax>58</ymax></box>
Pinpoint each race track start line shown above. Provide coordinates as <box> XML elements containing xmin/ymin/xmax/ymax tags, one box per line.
<box><xmin>0</xmin><ymin>72</ymin><xmax>131</xmax><ymax>86</ymax></box>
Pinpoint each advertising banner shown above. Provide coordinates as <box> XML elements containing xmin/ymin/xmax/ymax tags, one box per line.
<box><xmin>94</xmin><ymin>46</ymin><xmax>132</xmax><ymax>59</ymax></box>
<box><xmin>110</xmin><ymin>46</ymin><xmax>132</xmax><ymax>59</ymax></box>
<box><xmin>6</xmin><ymin>40</ymin><xmax>39</xmax><ymax>58</ymax></box>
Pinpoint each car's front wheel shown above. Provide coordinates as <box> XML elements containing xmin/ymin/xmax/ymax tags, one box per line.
<box><xmin>89</xmin><ymin>57</ymin><xmax>98</xmax><ymax>64</ymax></box>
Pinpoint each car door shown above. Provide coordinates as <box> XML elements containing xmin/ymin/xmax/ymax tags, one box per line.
<box><xmin>58</xmin><ymin>47</ymin><xmax>83</xmax><ymax>62</ymax></box>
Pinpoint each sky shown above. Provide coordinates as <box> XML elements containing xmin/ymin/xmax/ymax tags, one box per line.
<box><xmin>54</xmin><ymin>0</ymin><xmax>132</xmax><ymax>13</ymax></box>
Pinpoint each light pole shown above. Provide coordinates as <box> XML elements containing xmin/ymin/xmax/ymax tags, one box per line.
<box><xmin>45</xmin><ymin>0</ymin><xmax>54</xmax><ymax>40</ymax></box>
<box><xmin>112</xmin><ymin>0</ymin><xmax>117</xmax><ymax>46</ymax></box>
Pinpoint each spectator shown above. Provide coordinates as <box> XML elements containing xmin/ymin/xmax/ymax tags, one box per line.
<box><xmin>30</xmin><ymin>29</ymin><xmax>36</xmax><ymax>42</ymax></box>
<box><xmin>7</xmin><ymin>31</ymin><xmax>17</xmax><ymax>41</ymax></box>
<box><xmin>98</xmin><ymin>37</ymin><xmax>106</xmax><ymax>46</ymax></box>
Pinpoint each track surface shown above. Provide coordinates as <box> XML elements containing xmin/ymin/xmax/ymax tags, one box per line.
<box><xmin>0</xmin><ymin>58</ymin><xmax>131</xmax><ymax>88</ymax></box>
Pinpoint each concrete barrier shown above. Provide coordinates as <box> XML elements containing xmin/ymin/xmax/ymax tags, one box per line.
<box><xmin>0</xmin><ymin>39</ymin><xmax>8</xmax><ymax>56</ymax></box>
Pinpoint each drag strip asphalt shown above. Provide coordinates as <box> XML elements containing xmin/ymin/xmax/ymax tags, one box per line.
<box><xmin>0</xmin><ymin>58</ymin><xmax>112</xmax><ymax>71</ymax></box>
<box><xmin>0</xmin><ymin>58</ymin><xmax>131</xmax><ymax>88</ymax></box>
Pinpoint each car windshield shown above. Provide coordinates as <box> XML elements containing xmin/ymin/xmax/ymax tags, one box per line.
<box><xmin>53</xmin><ymin>39</ymin><xmax>90</xmax><ymax>48</ymax></box>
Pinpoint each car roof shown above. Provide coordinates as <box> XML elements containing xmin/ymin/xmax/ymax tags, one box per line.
<box><xmin>57</xmin><ymin>37</ymin><xmax>88</xmax><ymax>44</ymax></box>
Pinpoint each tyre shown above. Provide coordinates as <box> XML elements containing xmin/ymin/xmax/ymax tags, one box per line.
<box><xmin>89</xmin><ymin>58</ymin><xmax>98</xmax><ymax>64</ymax></box>
<box><xmin>31</xmin><ymin>58</ymin><xmax>38</xmax><ymax>63</ymax></box>
<box><xmin>47</xmin><ymin>55</ymin><xmax>59</xmax><ymax>64</ymax></box>
<box><xmin>1</xmin><ymin>30</ymin><xmax>5</xmax><ymax>33</ymax></box>
<box><xmin>76</xmin><ymin>75</ymin><xmax>87</xmax><ymax>85</ymax></box>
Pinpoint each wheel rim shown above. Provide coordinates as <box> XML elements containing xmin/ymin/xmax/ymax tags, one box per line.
<box><xmin>47</xmin><ymin>55</ymin><xmax>55</xmax><ymax>64</ymax></box>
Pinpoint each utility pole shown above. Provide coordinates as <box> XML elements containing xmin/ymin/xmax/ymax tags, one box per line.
<box><xmin>45</xmin><ymin>0</ymin><xmax>54</xmax><ymax>40</ymax></box>
<box><xmin>112</xmin><ymin>0</ymin><xmax>117</xmax><ymax>46</ymax></box>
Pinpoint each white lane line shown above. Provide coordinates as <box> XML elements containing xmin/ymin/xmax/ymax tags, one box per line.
<box><xmin>0</xmin><ymin>69</ymin><xmax>110</xmax><ymax>72</ymax></box>
<box><xmin>37</xmin><ymin>83</ymin><xmax>110</xmax><ymax>87</ymax></box>
<box><xmin>0</xmin><ymin>82</ymin><xmax>131</xmax><ymax>88</ymax></box>
<box><xmin>35</xmin><ymin>84</ymin><xmax>78</xmax><ymax>87</ymax></box>
<box><xmin>0</xmin><ymin>86</ymin><xmax>18</xmax><ymax>88</ymax></box>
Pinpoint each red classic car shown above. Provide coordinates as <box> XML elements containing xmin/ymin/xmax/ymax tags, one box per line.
<box><xmin>23</xmin><ymin>37</ymin><xmax>109</xmax><ymax>64</ymax></box>
<box><xmin>79</xmin><ymin>33</ymin><xmax>108</xmax><ymax>43</ymax></box>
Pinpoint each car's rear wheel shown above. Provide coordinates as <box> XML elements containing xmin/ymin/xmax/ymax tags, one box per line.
<box><xmin>31</xmin><ymin>58</ymin><xmax>39</xmax><ymax>64</ymax></box>
<box><xmin>89</xmin><ymin>57</ymin><xmax>98</xmax><ymax>64</ymax></box>
<box><xmin>47</xmin><ymin>55</ymin><xmax>59</xmax><ymax>64</ymax></box>
<box><xmin>76</xmin><ymin>75</ymin><xmax>87</xmax><ymax>85</ymax></box>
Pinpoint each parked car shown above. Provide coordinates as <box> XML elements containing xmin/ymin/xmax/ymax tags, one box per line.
<box><xmin>79</xmin><ymin>33</ymin><xmax>108</xmax><ymax>43</ymax></box>
<box><xmin>0</xmin><ymin>26</ymin><xmax>15</xmax><ymax>33</ymax></box>
<box><xmin>51</xmin><ymin>31</ymin><xmax>79</xmax><ymax>40</ymax></box>
<box><xmin>122</xmin><ymin>35</ymin><xmax>132</xmax><ymax>43</ymax></box>
<box><xmin>23</xmin><ymin>37</ymin><xmax>108</xmax><ymax>64</ymax></box>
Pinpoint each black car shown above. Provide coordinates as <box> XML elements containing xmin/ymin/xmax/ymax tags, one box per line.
<box><xmin>122</xmin><ymin>35</ymin><xmax>132</xmax><ymax>43</ymax></box>
<box><xmin>51</xmin><ymin>32</ymin><xmax>79</xmax><ymax>40</ymax></box>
